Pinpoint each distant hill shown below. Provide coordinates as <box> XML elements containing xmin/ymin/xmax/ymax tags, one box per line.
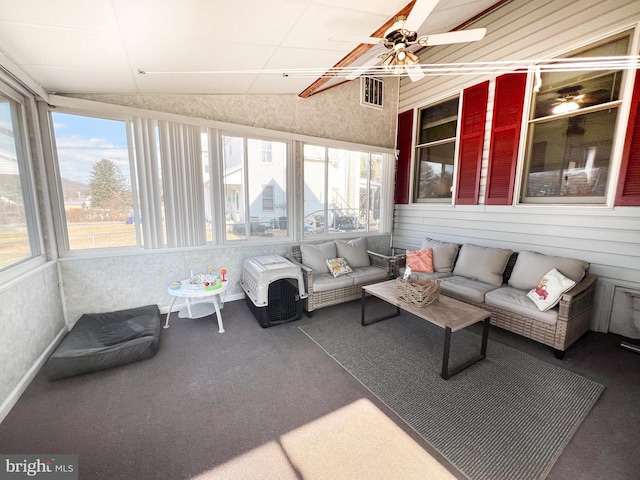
<box><xmin>60</xmin><ymin>177</ymin><xmax>90</xmax><ymax>202</ymax></box>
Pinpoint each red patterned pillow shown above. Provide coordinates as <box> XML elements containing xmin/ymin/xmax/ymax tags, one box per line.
<box><xmin>406</xmin><ymin>248</ymin><xmax>434</xmax><ymax>273</ymax></box>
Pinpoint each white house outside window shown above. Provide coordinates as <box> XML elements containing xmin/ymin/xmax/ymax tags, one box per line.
<box><xmin>223</xmin><ymin>135</ymin><xmax>289</xmax><ymax>241</ymax></box>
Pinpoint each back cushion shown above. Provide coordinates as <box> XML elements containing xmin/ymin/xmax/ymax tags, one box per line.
<box><xmin>508</xmin><ymin>251</ymin><xmax>589</xmax><ymax>290</ymax></box>
<box><xmin>335</xmin><ymin>237</ymin><xmax>370</xmax><ymax>268</ymax></box>
<box><xmin>453</xmin><ymin>244</ymin><xmax>513</xmax><ymax>286</ymax></box>
<box><xmin>420</xmin><ymin>238</ymin><xmax>460</xmax><ymax>273</ymax></box>
<box><xmin>300</xmin><ymin>241</ymin><xmax>337</xmax><ymax>273</ymax></box>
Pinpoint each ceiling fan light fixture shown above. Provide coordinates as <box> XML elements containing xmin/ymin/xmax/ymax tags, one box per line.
<box><xmin>552</xmin><ymin>100</ymin><xmax>580</xmax><ymax>115</ymax></box>
<box><xmin>405</xmin><ymin>51</ymin><xmax>419</xmax><ymax>64</ymax></box>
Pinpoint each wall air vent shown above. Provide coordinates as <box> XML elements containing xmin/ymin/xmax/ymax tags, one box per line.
<box><xmin>361</xmin><ymin>77</ymin><xmax>383</xmax><ymax>108</ymax></box>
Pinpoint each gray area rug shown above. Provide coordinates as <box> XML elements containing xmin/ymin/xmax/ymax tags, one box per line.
<box><xmin>299</xmin><ymin>305</ymin><xmax>605</xmax><ymax>480</ymax></box>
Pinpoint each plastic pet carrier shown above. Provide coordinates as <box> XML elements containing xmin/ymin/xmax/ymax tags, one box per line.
<box><xmin>241</xmin><ymin>255</ymin><xmax>307</xmax><ymax>327</ymax></box>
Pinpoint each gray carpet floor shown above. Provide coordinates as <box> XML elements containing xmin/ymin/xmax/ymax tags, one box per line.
<box><xmin>300</xmin><ymin>305</ymin><xmax>604</xmax><ymax>480</ymax></box>
<box><xmin>0</xmin><ymin>298</ymin><xmax>639</xmax><ymax>479</ymax></box>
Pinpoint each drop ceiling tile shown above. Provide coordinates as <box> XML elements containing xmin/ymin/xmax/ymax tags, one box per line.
<box><xmin>245</xmin><ymin>73</ymin><xmax>318</xmax><ymax>94</ymax></box>
<box><xmin>0</xmin><ymin>0</ymin><xmax>119</xmax><ymax>32</ymax></box>
<box><xmin>283</xmin><ymin>3</ymin><xmax>391</xmax><ymax>50</ymax></box>
<box><xmin>314</xmin><ymin>0</ymin><xmax>409</xmax><ymax>17</ymax></box>
<box><xmin>135</xmin><ymin>72</ymin><xmax>257</xmax><ymax>94</ymax></box>
<box><xmin>0</xmin><ymin>23</ymin><xmax>129</xmax><ymax>69</ymax></box>
<box><xmin>112</xmin><ymin>0</ymin><xmax>308</xmax><ymax>46</ymax></box>
<box><xmin>25</xmin><ymin>66</ymin><xmax>137</xmax><ymax>94</ymax></box>
<box><xmin>262</xmin><ymin>46</ymin><xmax>348</xmax><ymax>71</ymax></box>
<box><xmin>125</xmin><ymin>34</ymin><xmax>278</xmax><ymax>73</ymax></box>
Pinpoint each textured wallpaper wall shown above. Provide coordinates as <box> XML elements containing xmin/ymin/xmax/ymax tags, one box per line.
<box><xmin>70</xmin><ymin>77</ymin><xmax>399</xmax><ymax>148</ymax></box>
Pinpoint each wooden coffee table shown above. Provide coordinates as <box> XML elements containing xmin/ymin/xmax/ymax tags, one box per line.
<box><xmin>361</xmin><ymin>279</ymin><xmax>490</xmax><ymax>379</ymax></box>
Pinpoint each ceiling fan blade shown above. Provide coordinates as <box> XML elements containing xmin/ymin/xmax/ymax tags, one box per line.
<box><xmin>420</xmin><ymin>28</ymin><xmax>487</xmax><ymax>46</ymax></box>
<box><xmin>329</xmin><ymin>34</ymin><xmax>384</xmax><ymax>45</ymax></box>
<box><xmin>404</xmin><ymin>0</ymin><xmax>441</xmax><ymax>32</ymax></box>
<box><xmin>345</xmin><ymin>53</ymin><xmax>383</xmax><ymax>80</ymax></box>
<box><xmin>405</xmin><ymin>64</ymin><xmax>425</xmax><ymax>82</ymax></box>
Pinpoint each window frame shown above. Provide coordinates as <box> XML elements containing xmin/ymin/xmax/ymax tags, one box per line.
<box><xmin>518</xmin><ymin>32</ymin><xmax>634</xmax><ymax>205</ymax></box>
<box><xmin>219</xmin><ymin>131</ymin><xmax>293</xmax><ymax>243</ymax></box>
<box><xmin>413</xmin><ymin>95</ymin><xmax>461</xmax><ymax>204</ymax></box>
<box><xmin>303</xmin><ymin>144</ymin><xmax>391</xmax><ymax>238</ymax></box>
<box><xmin>0</xmin><ymin>80</ymin><xmax>44</xmax><ymax>282</ymax></box>
<box><xmin>44</xmin><ymin>94</ymin><xmax>394</xmax><ymax>252</ymax></box>
<box><xmin>46</xmin><ymin>107</ymin><xmax>142</xmax><ymax>256</ymax></box>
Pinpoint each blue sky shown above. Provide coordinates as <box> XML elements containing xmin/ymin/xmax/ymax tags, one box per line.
<box><xmin>52</xmin><ymin>112</ymin><xmax>131</xmax><ymax>184</ymax></box>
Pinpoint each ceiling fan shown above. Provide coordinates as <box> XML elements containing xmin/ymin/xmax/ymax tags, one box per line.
<box><xmin>339</xmin><ymin>0</ymin><xmax>487</xmax><ymax>82</ymax></box>
<box><xmin>550</xmin><ymin>85</ymin><xmax>611</xmax><ymax>115</ymax></box>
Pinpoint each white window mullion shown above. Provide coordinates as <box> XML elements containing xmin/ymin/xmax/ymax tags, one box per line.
<box><xmin>242</xmin><ymin>136</ymin><xmax>250</xmax><ymax>238</ymax></box>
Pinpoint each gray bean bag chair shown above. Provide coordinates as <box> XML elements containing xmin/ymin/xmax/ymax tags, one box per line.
<box><xmin>46</xmin><ymin>304</ymin><xmax>161</xmax><ymax>381</ymax></box>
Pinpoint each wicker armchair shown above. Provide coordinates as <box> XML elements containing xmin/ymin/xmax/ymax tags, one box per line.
<box><xmin>288</xmin><ymin>245</ymin><xmax>394</xmax><ymax>316</ymax></box>
<box><xmin>396</xmin><ymin>250</ymin><xmax>597</xmax><ymax>358</ymax></box>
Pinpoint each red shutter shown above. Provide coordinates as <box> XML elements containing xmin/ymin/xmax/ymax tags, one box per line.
<box><xmin>615</xmin><ymin>69</ymin><xmax>640</xmax><ymax>206</ymax></box>
<box><xmin>485</xmin><ymin>73</ymin><xmax>527</xmax><ymax>205</ymax></box>
<box><xmin>455</xmin><ymin>81</ymin><xmax>489</xmax><ymax>205</ymax></box>
<box><xmin>395</xmin><ymin>110</ymin><xmax>414</xmax><ymax>204</ymax></box>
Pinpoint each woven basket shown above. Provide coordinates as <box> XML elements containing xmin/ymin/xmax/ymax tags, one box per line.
<box><xmin>396</xmin><ymin>276</ymin><xmax>440</xmax><ymax>307</ymax></box>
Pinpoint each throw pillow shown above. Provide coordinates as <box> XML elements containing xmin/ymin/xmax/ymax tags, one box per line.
<box><xmin>325</xmin><ymin>257</ymin><xmax>353</xmax><ymax>278</ymax></box>
<box><xmin>405</xmin><ymin>248</ymin><xmax>434</xmax><ymax>273</ymax></box>
<box><xmin>526</xmin><ymin>268</ymin><xmax>576</xmax><ymax>312</ymax></box>
<box><xmin>420</xmin><ymin>237</ymin><xmax>460</xmax><ymax>273</ymax></box>
<box><xmin>335</xmin><ymin>237</ymin><xmax>370</xmax><ymax>268</ymax></box>
<box><xmin>300</xmin><ymin>241</ymin><xmax>337</xmax><ymax>273</ymax></box>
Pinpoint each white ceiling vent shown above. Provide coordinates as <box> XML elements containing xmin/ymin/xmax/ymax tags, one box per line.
<box><xmin>361</xmin><ymin>77</ymin><xmax>383</xmax><ymax>109</ymax></box>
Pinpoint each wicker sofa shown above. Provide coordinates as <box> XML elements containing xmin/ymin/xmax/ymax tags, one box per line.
<box><xmin>397</xmin><ymin>238</ymin><xmax>597</xmax><ymax>358</ymax></box>
<box><xmin>287</xmin><ymin>237</ymin><xmax>394</xmax><ymax>316</ymax></box>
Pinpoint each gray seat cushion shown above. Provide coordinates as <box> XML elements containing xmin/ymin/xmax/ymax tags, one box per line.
<box><xmin>347</xmin><ymin>266</ymin><xmax>388</xmax><ymax>285</ymax></box>
<box><xmin>46</xmin><ymin>305</ymin><xmax>161</xmax><ymax>381</ymax></box>
<box><xmin>485</xmin><ymin>287</ymin><xmax>558</xmax><ymax>325</ymax></box>
<box><xmin>399</xmin><ymin>267</ymin><xmax>453</xmax><ymax>280</ymax></box>
<box><xmin>439</xmin><ymin>275</ymin><xmax>500</xmax><ymax>303</ymax></box>
<box><xmin>311</xmin><ymin>272</ymin><xmax>354</xmax><ymax>292</ymax></box>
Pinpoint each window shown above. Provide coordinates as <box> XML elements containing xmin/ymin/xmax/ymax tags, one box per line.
<box><xmin>262</xmin><ymin>185</ymin><xmax>274</xmax><ymax>211</ymax></box>
<box><xmin>261</xmin><ymin>142</ymin><xmax>272</xmax><ymax>163</ymax></box>
<box><xmin>201</xmin><ymin>131</ymin><xmax>214</xmax><ymax>242</ymax></box>
<box><xmin>51</xmin><ymin>112</ymin><xmax>138</xmax><ymax>250</ymax></box>
<box><xmin>47</xmin><ymin>97</ymin><xmax>391</xmax><ymax>249</ymax></box>
<box><xmin>362</xmin><ymin>77</ymin><xmax>383</xmax><ymax>108</ymax></box>
<box><xmin>223</xmin><ymin>136</ymin><xmax>289</xmax><ymax>240</ymax></box>
<box><xmin>522</xmin><ymin>35</ymin><xmax>630</xmax><ymax>203</ymax></box>
<box><xmin>304</xmin><ymin>145</ymin><xmax>386</xmax><ymax>235</ymax></box>
<box><xmin>0</xmin><ymin>89</ymin><xmax>41</xmax><ymax>272</ymax></box>
<box><xmin>414</xmin><ymin>97</ymin><xmax>459</xmax><ymax>202</ymax></box>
